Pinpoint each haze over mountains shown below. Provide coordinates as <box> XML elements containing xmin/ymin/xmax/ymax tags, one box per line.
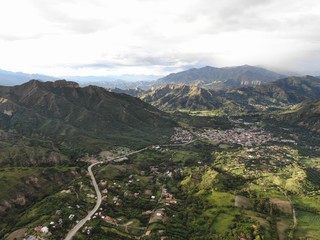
<box><xmin>0</xmin><ymin>69</ymin><xmax>56</xmax><ymax>86</ymax></box>
<box><xmin>0</xmin><ymin>68</ymin><xmax>159</xmax><ymax>89</ymax></box>
<box><xmin>0</xmin><ymin>65</ymin><xmax>286</xmax><ymax>90</ymax></box>
<box><xmin>154</xmin><ymin>65</ymin><xmax>286</xmax><ymax>89</ymax></box>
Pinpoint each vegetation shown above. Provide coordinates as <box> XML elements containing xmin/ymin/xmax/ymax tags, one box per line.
<box><xmin>141</xmin><ymin>76</ymin><xmax>320</xmax><ymax>116</ymax></box>
<box><xmin>1</xmin><ymin>78</ymin><xmax>320</xmax><ymax>239</ymax></box>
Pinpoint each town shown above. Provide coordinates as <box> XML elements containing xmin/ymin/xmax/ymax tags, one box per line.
<box><xmin>199</xmin><ymin>127</ymin><xmax>279</xmax><ymax>147</ymax></box>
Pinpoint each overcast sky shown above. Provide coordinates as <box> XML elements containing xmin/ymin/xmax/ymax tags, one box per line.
<box><xmin>0</xmin><ymin>0</ymin><xmax>320</xmax><ymax>77</ymax></box>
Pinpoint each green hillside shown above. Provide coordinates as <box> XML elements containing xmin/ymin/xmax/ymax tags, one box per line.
<box><xmin>0</xmin><ymin>80</ymin><xmax>176</xmax><ymax>150</ymax></box>
<box><xmin>141</xmin><ymin>76</ymin><xmax>320</xmax><ymax>114</ymax></box>
<box><xmin>279</xmin><ymin>99</ymin><xmax>320</xmax><ymax>132</ymax></box>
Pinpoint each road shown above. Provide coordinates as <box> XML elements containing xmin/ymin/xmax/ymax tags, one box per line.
<box><xmin>64</xmin><ymin>147</ymin><xmax>149</xmax><ymax>240</ymax></box>
<box><xmin>64</xmin><ymin>142</ymin><xmax>195</xmax><ymax>239</ymax></box>
<box><xmin>64</xmin><ymin>162</ymin><xmax>102</xmax><ymax>240</ymax></box>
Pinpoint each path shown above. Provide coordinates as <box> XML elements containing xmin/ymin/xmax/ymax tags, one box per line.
<box><xmin>277</xmin><ymin>187</ymin><xmax>297</xmax><ymax>238</ymax></box>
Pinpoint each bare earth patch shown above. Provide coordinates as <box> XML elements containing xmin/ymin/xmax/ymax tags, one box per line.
<box><xmin>5</xmin><ymin>228</ymin><xmax>26</xmax><ymax>240</ymax></box>
<box><xmin>235</xmin><ymin>195</ymin><xmax>252</xmax><ymax>209</ymax></box>
<box><xmin>244</xmin><ymin>210</ymin><xmax>269</xmax><ymax>227</ymax></box>
<box><xmin>277</xmin><ymin>221</ymin><xmax>289</xmax><ymax>240</ymax></box>
<box><xmin>271</xmin><ymin>198</ymin><xmax>292</xmax><ymax>214</ymax></box>
<box><xmin>100</xmin><ymin>151</ymin><xmax>118</xmax><ymax>160</ymax></box>
<box><xmin>113</xmin><ymin>164</ymin><xmax>134</xmax><ymax>171</ymax></box>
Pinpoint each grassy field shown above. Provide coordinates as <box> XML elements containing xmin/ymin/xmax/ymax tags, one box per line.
<box><xmin>172</xmin><ymin>150</ymin><xmax>202</xmax><ymax>164</ymax></box>
<box><xmin>206</xmin><ymin>191</ymin><xmax>235</xmax><ymax>207</ymax></box>
<box><xmin>295</xmin><ymin>211</ymin><xmax>320</xmax><ymax>239</ymax></box>
<box><xmin>211</xmin><ymin>212</ymin><xmax>235</xmax><ymax>234</ymax></box>
<box><xmin>293</xmin><ymin>195</ymin><xmax>320</xmax><ymax>209</ymax></box>
<box><xmin>96</xmin><ymin>165</ymin><xmax>123</xmax><ymax>180</ymax></box>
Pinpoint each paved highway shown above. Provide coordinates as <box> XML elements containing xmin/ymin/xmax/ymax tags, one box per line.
<box><xmin>64</xmin><ymin>143</ymin><xmax>193</xmax><ymax>239</ymax></box>
<box><xmin>64</xmin><ymin>147</ymin><xmax>149</xmax><ymax>239</ymax></box>
<box><xmin>64</xmin><ymin>162</ymin><xmax>102</xmax><ymax>240</ymax></box>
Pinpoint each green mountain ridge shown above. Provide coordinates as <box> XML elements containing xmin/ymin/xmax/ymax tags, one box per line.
<box><xmin>278</xmin><ymin>99</ymin><xmax>320</xmax><ymax>132</ymax></box>
<box><xmin>0</xmin><ymin>80</ymin><xmax>176</xmax><ymax>151</ymax></box>
<box><xmin>140</xmin><ymin>84</ymin><xmax>245</xmax><ymax>114</ymax></box>
<box><xmin>141</xmin><ymin>75</ymin><xmax>320</xmax><ymax>114</ymax></box>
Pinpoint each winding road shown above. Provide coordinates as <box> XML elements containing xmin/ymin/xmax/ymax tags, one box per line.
<box><xmin>64</xmin><ymin>147</ymin><xmax>149</xmax><ymax>240</ymax></box>
<box><xmin>64</xmin><ymin>162</ymin><xmax>102</xmax><ymax>240</ymax></box>
<box><xmin>64</xmin><ymin>142</ymin><xmax>195</xmax><ymax>239</ymax></box>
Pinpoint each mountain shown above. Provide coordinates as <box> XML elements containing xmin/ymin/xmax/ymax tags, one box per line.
<box><xmin>223</xmin><ymin>75</ymin><xmax>320</xmax><ymax>106</ymax></box>
<box><xmin>154</xmin><ymin>65</ymin><xmax>285</xmax><ymax>90</ymax></box>
<box><xmin>141</xmin><ymin>75</ymin><xmax>320</xmax><ymax>113</ymax></box>
<box><xmin>140</xmin><ymin>84</ymin><xmax>245</xmax><ymax>114</ymax></box>
<box><xmin>0</xmin><ymin>80</ymin><xmax>175</xmax><ymax>150</ymax></box>
<box><xmin>0</xmin><ymin>68</ymin><xmax>158</xmax><ymax>89</ymax></box>
<box><xmin>0</xmin><ymin>69</ymin><xmax>56</xmax><ymax>86</ymax></box>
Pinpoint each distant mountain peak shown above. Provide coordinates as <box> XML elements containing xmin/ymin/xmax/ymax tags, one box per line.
<box><xmin>154</xmin><ymin>65</ymin><xmax>285</xmax><ymax>90</ymax></box>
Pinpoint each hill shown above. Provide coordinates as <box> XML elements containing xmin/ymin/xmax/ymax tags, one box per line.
<box><xmin>154</xmin><ymin>65</ymin><xmax>285</xmax><ymax>90</ymax></box>
<box><xmin>141</xmin><ymin>76</ymin><xmax>320</xmax><ymax>114</ymax></box>
<box><xmin>279</xmin><ymin>99</ymin><xmax>320</xmax><ymax>132</ymax></box>
<box><xmin>0</xmin><ymin>80</ymin><xmax>175</xmax><ymax>151</ymax></box>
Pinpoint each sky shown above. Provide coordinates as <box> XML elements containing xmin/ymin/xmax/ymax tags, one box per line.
<box><xmin>0</xmin><ymin>0</ymin><xmax>320</xmax><ymax>77</ymax></box>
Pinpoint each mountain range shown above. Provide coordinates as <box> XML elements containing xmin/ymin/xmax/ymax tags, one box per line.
<box><xmin>1</xmin><ymin>68</ymin><xmax>320</xmax><ymax>240</ymax></box>
<box><xmin>154</xmin><ymin>65</ymin><xmax>286</xmax><ymax>90</ymax></box>
<box><xmin>0</xmin><ymin>65</ymin><xmax>286</xmax><ymax>91</ymax></box>
<box><xmin>141</xmin><ymin>75</ymin><xmax>320</xmax><ymax>114</ymax></box>
<box><xmin>0</xmin><ymin>69</ymin><xmax>158</xmax><ymax>89</ymax></box>
<box><xmin>0</xmin><ymin>80</ymin><xmax>175</xmax><ymax>151</ymax></box>
<box><xmin>0</xmin><ymin>69</ymin><xmax>56</xmax><ymax>86</ymax></box>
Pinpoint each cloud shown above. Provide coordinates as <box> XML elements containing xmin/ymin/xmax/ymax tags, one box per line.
<box><xmin>0</xmin><ymin>33</ymin><xmax>43</xmax><ymax>42</ymax></box>
<box><xmin>30</xmin><ymin>0</ymin><xmax>110</xmax><ymax>35</ymax></box>
<box><xmin>0</xmin><ymin>0</ymin><xmax>320</xmax><ymax>76</ymax></box>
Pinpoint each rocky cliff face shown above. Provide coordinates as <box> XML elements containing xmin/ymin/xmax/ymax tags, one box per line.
<box><xmin>53</xmin><ymin>80</ymin><xmax>79</xmax><ymax>88</ymax></box>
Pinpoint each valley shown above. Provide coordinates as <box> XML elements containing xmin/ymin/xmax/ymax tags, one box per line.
<box><xmin>1</xmin><ymin>0</ymin><xmax>320</xmax><ymax>237</ymax></box>
<box><xmin>0</xmin><ymin>75</ymin><xmax>320</xmax><ymax>240</ymax></box>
